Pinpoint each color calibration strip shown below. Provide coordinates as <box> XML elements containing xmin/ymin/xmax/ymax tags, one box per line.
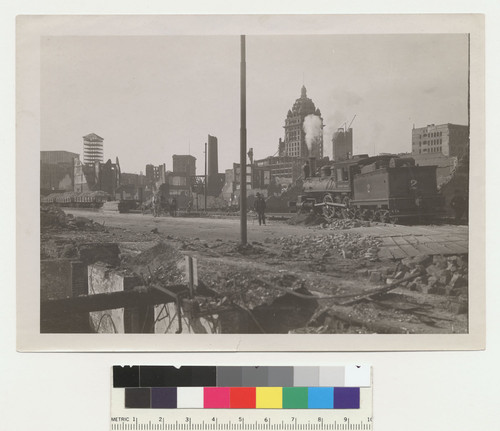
<box><xmin>123</xmin><ymin>386</ymin><xmax>360</xmax><ymax>409</ymax></box>
<box><xmin>113</xmin><ymin>366</ymin><xmax>370</xmax><ymax>410</ymax></box>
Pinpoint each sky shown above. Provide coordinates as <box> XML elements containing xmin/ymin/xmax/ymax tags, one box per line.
<box><xmin>40</xmin><ymin>34</ymin><xmax>469</xmax><ymax>175</ymax></box>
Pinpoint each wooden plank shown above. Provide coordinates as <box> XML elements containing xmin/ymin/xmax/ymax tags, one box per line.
<box><xmin>418</xmin><ymin>235</ymin><xmax>441</xmax><ymax>243</ymax></box>
<box><xmin>439</xmin><ymin>241</ymin><xmax>469</xmax><ymax>254</ymax></box>
<box><xmin>397</xmin><ymin>244</ymin><xmax>422</xmax><ymax>257</ymax></box>
<box><xmin>402</xmin><ymin>235</ymin><xmax>420</xmax><ymax>245</ymax></box>
<box><xmin>377</xmin><ymin>247</ymin><xmax>393</xmax><ymax>259</ymax></box>
<box><xmin>388</xmin><ymin>236</ymin><xmax>422</xmax><ymax>257</ymax></box>
<box><xmin>418</xmin><ymin>241</ymin><xmax>455</xmax><ymax>255</ymax></box>
<box><xmin>379</xmin><ymin>236</ymin><xmax>398</xmax><ymax>246</ymax></box>
<box><xmin>386</xmin><ymin>246</ymin><xmax>407</xmax><ymax>259</ymax></box>
<box><xmin>411</xmin><ymin>243</ymin><xmax>439</xmax><ymax>255</ymax></box>
<box><xmin>41</xmin><ymin>285</ymin><xmax>187</xmax><ymax>317</ymax></box>
<box><xmin>391</xmin><ymin>236</ymin><xmax>412</xmax><ymax>245</ymax></box>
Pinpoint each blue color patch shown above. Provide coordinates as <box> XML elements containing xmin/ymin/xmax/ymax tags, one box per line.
<box><xmin>334</xmin><ymin>387</ymin><xmax>360</xmax><ymax>409</ymax></box>
<box><xmin>308</xmin><ymin>387</ymin><xmax>334</xmax><ymax>409</ymax></box>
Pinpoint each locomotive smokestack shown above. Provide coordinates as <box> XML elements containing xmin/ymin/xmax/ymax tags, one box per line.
<box><xmin>309</xmin><ymin>157</ymin><xmax>317</xmax><ymax>177</ymax></box>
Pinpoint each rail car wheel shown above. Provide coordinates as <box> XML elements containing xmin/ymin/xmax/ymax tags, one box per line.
<box><xmin>379</xmin><ymin>210</ymin><xmax>390</xmax><ymax>223</ymax></box>
<box><xmin>322</xmin><ymin>194</ymin><xmax>337</xmax><ymax>221</ymax></box>
<box><xmin>341</xmin><ymin>208</ymin><xmax>354</xmax><ymax>219</ymax></box>
<box><xmin>389</xmin><ymin>213</ymin><xmax>399</xmax><ymax>224</ymax></box>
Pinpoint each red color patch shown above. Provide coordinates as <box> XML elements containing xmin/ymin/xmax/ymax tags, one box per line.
<box><xmin>230</xmin><ymin>387</ymin><xmax>256</xmax><ymax>408</ymax></box>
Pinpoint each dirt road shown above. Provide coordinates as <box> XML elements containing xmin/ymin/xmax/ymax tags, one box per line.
<box><xmin>65</xmin><ymin>209</ymin><xmax>468</xmax><ymax>251</ymax></box>
<box><xmin>65</xmin><ymin>209</ymin><xmax>317</xmax><ymax>241</ymax></box>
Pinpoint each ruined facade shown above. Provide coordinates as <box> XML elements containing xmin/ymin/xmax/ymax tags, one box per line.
<box><xmin>145</xmin><ymin>164</ymin><xmax>166</xmax><ymax>185</ymax></box>
<box><xmin>172</xmin><ymin>155</ymin><xmax>196</xmax><ymax>177</ymax></box>
<box><xmin>73</xmin><ymin>157</ymin><xmax>121</xmax><ymax>196</ymax></box>
<box><xmin>40</xmin><ymin>150</ymin><xmax>79</xmax><ymax>194</ymax></box>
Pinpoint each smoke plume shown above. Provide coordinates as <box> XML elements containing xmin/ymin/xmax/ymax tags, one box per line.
<box><xmin>302</xmin><ymin>114</ymin><xmax>322</xmax><ymax>153</ymax></box>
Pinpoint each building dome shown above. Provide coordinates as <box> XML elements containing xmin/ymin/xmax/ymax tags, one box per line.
<box><xmin>291</xmin><ymin>85</ymin><xmax>316</xmax><ymax>116</ymax></box>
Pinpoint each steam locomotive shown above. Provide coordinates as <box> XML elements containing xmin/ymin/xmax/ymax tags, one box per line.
<box><xmin>295</xmin><ymin>155</ymin><xmax>444</xmax><ymax>223</ymax></box>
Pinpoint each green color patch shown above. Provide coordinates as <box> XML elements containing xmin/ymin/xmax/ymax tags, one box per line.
<box><xmin>282</xmin><ymin>387</ymin><xmax>308</xmax><ymax>409</ymax></box>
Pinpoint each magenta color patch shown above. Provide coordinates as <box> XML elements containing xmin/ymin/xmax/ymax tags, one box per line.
<box><xmin>204</xmin><ymin>387</ymin><xmax>230</xmax><ymax>408</ymax></box>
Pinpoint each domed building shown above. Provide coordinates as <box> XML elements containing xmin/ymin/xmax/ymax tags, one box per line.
<box><xmin>279</xmin><ymin>85</ymin><xmax>324</xmax><ymax>159</ymax></box>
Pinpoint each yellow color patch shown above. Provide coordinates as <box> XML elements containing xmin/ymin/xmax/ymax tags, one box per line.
<box><xmin>256</xmin><ymin>387</ymin><xmax>283</xmax><ymax>409</ymax></box>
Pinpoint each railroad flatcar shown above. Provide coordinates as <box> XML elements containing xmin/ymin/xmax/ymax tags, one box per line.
<box><xmin>40</xmin><ymin>191</ymin><xmax>110</xmax><ymax>208</ymax></box>
<box><xmin>296</xmin><ymin>155</ymin><xmax>444</xmax><ymax>223</ymax></box>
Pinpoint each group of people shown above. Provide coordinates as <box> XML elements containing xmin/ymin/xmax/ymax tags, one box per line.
<box><xmin>151</xmin><ymin>193</ymin><xmax>178</xmax><ymax>218</ymax></box>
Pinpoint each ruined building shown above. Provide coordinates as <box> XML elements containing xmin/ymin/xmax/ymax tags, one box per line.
<box><xmin>145</xmin><ymin>164</ymin><xmax>166</xmax><ymax>186</ymax></box>
<box><xmin>279</xmin><ymin>85</ymin><xmax>324</xmax><ymax>159</ymax></box>
<box><xmin>74</xmin><ymin>157</ymin><xmax>121</xmax><ymax>196</ymax></box>
<box><xmin>172</xmin><ymin>155</ymin><xmax>196</xmax><ymax>177</ymax></box>
<box><xmin>206</xmin><ymin>135</ymin><xmax>226</xmax><ymax>196</ymax></box>
<box><xmin>40</xmin><ymin>150</ymin><xmax>79</xmax><ymax>195</ymax></box>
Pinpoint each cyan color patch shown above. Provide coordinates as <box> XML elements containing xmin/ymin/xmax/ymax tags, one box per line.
<box><xmin>308</xmin><ymin>387</ymin><xmax>334</xmax><ymax>409</ymax></box>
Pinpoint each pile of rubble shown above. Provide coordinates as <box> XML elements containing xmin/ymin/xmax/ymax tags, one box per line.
<box><xmin>287</xmin><ymin>212</ymin><xmax>327</xmax><ymax>226</ymax></box>
<box><xmin>323</xmin><ymin>218</ymin><xmax>373</xmax><ymax>230</ymax></box>
<box><xmin>40</xmin><ymin>205</ymin><xmax>68</xmax><ymax>228</ymax></box>
<box><xmin>40</xmin><ymin>205</ymin><xmax>105</xmax><ymax>231</ymax></box>
<box><xmin>275</xmin><ymin>232</ymin><xmax>382</xmax><ymax>260</ymax></box>
<box><xmin>121</xmin><ymin>241</ymin><xmax>185</xmax><ymax>286</ymax></box>
<box><xmin>357</xmin><ymin>254</ymin><xmax>468</xmax><ymax>312</ymax></box>
<box><xmin>397</xmin><ymin>254</ymin><xmax>468</xmax><ymax>297</ymax></box>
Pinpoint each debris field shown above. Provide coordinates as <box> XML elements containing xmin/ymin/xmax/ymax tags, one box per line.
<box><xmin>40</xmin><ymin>205</ymin><xmax>468</xmax><ymax>334</ymax></box>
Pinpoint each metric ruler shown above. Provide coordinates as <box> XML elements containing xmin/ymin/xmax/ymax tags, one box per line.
<box><xmin>111</xmin><ymin>366</ymin><xmax>372</xmax><ymax>431</ymax></box>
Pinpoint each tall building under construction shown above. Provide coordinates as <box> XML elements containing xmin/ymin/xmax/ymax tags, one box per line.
<box><xmin>83</xmin><ymin>133</ymin><xmax>104</xmax><ymax>165</ymax></box>
<box><xmin>332</xmin><ymin>128</ymin><xmax>353</xmax><ymax>161</ymax></box>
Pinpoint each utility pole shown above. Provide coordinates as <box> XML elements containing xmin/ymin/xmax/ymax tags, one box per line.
<box><xmin>204</xmin><ymin>141</ymin><xmax>207</xmax><ymax>211</ymax></box>
<box><xmin>467</xmin><ymin>33</ymin><xmax>470</xmax><ymax>132</ymax></box>
<box><xmin>240</xmin><ymin>35</ymin><xmax>247</xmax><ymax>244</ymax></box>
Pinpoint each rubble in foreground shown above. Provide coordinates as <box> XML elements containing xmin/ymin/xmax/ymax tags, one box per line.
<box><xmin>40</xmin><ymin>212</ymin><xmax>469</xmax><ymax>335</ymax></box>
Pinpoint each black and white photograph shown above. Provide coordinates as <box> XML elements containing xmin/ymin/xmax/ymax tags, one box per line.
<box><xmin>16</xmin><ymin>14</ymin><xmax>485</xmax><ymax>351</ymax></box>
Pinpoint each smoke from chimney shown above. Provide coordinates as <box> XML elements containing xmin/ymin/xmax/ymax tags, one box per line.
<box><xmin>303</xmin><ymin>114</ymin><xmax>322</xmax><ymax>153</ymax></box>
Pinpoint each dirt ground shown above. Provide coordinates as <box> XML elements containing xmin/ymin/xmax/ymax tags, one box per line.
<box><xmin>41</xmin><ymin>207</ymin><xmax>468</xmax><ymax>334</ymax></box>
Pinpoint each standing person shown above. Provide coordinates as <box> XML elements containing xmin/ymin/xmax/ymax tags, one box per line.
<box><xmin>253</xmin><ymin>193</ymin><xmax>266</xmax><ymax>226</ymax></box>
<box><xmin>152</xmin><ymin>193</ymin><xmax>159</xmax><ymax>217</ymax></box>
<box><xmin>156</xmin><ymin>192</ymin><xmax>162</xmax><ymax>217</ymax></box>
<box><xmin>171</xmin><ymin>197</ymin><xmax>178</xmax><ymax>217</ymax></box>
<box><xmin>302</xmin><ymin>160</ymin><xmax>310</xmax><ymax>179</ymax></box>
<box><xmin>450</xmin><ymin>189</ymin><xmax>467</xmax><ymax>223</ymax></box>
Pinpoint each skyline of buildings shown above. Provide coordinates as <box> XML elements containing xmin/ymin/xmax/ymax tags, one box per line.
<box><xmin>40</xmin><ymin>83</ymin><xmax>469</xmax><ymax>206</ymax></box>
